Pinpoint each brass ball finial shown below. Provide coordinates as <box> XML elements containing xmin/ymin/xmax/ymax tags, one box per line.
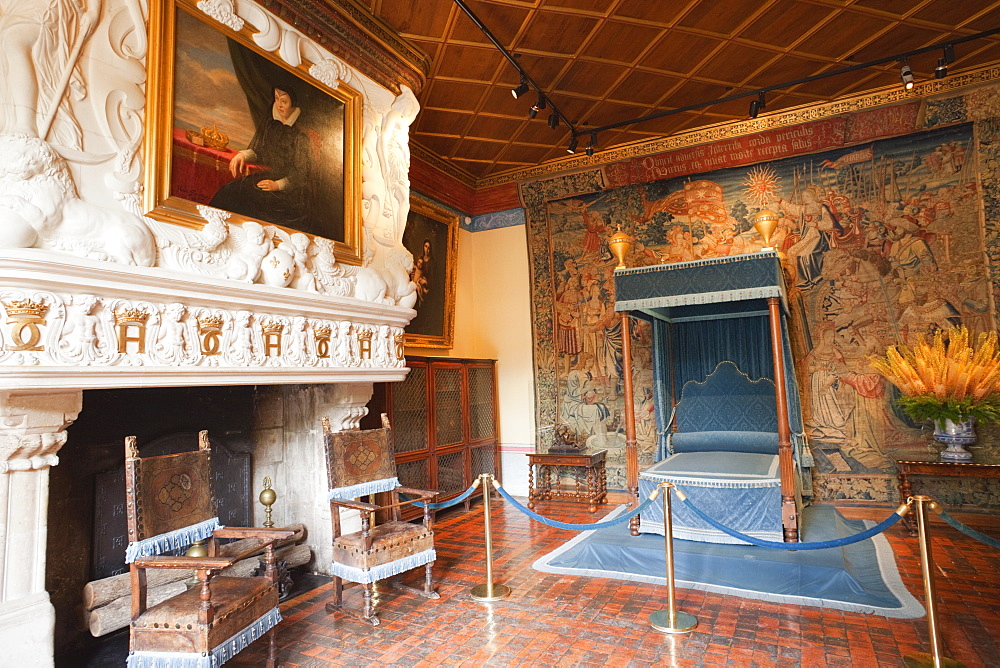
<box><xmin>259</xmin><ymin>476</ymin><xmax>277</xmax><ymax>528</ymax></box>
<box><xmin>608</xmin><ymin>225</ymin><xmax>634</xmax><ymax>270</ymax></box>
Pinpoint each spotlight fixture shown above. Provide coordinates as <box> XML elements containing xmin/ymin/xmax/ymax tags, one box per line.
<box><xmin>749</xmin><ymin>99</ymin><xmax>760</xmax><ymax>118</ymax></box>
<box><xmin>511</xmin><ymin>75</ymin><xmax>529</xmax><ymax>99</ymax></box>
<box><xmin>567</xmin><ymin>136</ymin><xmax>578</xmax><ymax>154</ymax></box>
<box><xmin>936</xmin><ymin>44</ymin><xmax>955</xmax><ymax>79</ymax></box>
<box><xmin>899</xmin><ymin>62</ymin><xmax>915</xmax><ymax>90</ymax></box>
<box><xmin>585</xmin><ymin>133</ymin><xmax>597</xmax><ymax>156</ymax></box>
<box><xmin>528</xmin><ymin>94</ymin><xmax>547</xmax><ymax>119</ymax></box>
<box><xmin>547</xmin><ymin>112</ymin><xmax>559</xmax><ymax>129</ymax></box>
<box><xmin>935</xmin><ymin>58</ymin><xmax>948</xmax><ymax>79</ymax></box>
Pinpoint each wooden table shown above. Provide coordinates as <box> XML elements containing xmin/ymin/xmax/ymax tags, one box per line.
<box><xmin>892</xmin><ymin>451</ymin><xmax>1000</xmax><ymax>535</ymax></box>
<box><xmin>527</xmin><ymin>449</ymin><xmax>607</xmax><ymax>512</ymax></box>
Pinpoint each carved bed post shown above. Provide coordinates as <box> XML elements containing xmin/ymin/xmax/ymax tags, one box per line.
<box><xmin>767</xmin><ymin>297</ymin><xmax>798</xmax><ymax>542</ymax></box>
<box><xmin>620</xmin><ymin>311</ymin><xmax>641</xmax><ymax>536</ymax></box>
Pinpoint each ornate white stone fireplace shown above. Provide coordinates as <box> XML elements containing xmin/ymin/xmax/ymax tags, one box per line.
<box><xmin>0</xmin><ymin>0</ymin><xmax>428</xmax><ymax>662</ymax></box>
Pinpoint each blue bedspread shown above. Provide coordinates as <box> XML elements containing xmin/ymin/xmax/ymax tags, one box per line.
<box><xmin>639</xmin><ymin>452</ymin><xmax>783</xmax><ymax>544</ymax></box>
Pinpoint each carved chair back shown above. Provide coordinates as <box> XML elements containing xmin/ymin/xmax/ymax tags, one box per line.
<box><xmin>124</xmin><ymin>431</ymin><xmax>216</xmax><ymax>552</ymax></box>
<box><xmin>324</xmin><ymin>415</ymin><xmax>402</xmax><ymax>520</ymax></box>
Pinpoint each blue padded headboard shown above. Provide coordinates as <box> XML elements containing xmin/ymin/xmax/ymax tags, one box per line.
<box><xmin>676</xmin><ymin>361</ymin><xmax>778</xmax><ymax>433</ymax></box>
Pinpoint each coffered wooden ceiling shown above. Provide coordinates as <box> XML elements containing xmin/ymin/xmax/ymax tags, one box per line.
<box><xmin>358</xmin><ymin>0</ymin><xmax>1000</xmax><ymax>182</ymax></box>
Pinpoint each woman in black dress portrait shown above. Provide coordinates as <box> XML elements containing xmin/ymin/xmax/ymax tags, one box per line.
<box><xmin>210</xmin><ymin>85</ymin><xmax>316</xmax><ymax>232</ymax></box>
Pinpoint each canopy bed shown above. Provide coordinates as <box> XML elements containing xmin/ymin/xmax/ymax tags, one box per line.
<box><xmin>613</xmin><ymin>251</ymin><xmax>810</xmax><ymax>543</ymax></box>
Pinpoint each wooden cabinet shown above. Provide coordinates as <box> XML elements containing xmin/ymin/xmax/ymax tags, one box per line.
<box><xmin>366</xmin><ymin>357</ymin><xmax>500</xmax><ymax>513</ymax></box>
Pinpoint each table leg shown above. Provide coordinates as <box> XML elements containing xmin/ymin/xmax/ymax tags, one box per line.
<box><xmin>527</xmin><ymin>462</ymin><xmax>536</xmax><ymax>510</ymax></box>
<box><xmin>587</xmin><ymin>465</ymin><xmax>597</xmax><ymax>512</ymax></box>
<box><xmin>897</xmin><ymin>470</ymin><xmax>917</xmax><ymax>536</ymax></box>
<box><xmin>597</xmin><ymin>461</ymin><xmax>607</xmax><ymax>505</ymax></box>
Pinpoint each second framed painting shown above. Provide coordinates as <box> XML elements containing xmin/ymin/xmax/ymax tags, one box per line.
<box><xmin>403</xmin><ymin>196</ymin><xmax>458</xmax><ymax>348</ymax></box>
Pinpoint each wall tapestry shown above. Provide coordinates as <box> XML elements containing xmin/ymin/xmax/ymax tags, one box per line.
<box><xmin>525</xmin><ymin>119</ymin><xmax>998</xmax><ymax>501</ymax></box>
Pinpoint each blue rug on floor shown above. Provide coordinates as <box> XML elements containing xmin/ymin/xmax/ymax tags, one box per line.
<box><xmin>532</xmin><ymin>504</ymin><xmax>923</xmax><ymax>618</ymax></box>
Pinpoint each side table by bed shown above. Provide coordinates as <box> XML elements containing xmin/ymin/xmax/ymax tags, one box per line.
<box><xmin>891</xmin><ymin>450</ymin><xmax>1000</xmax><ymax>536</ymax></box>
<box><xmin>527</xmin><ymin>449</ymin><xmax>608</xmax><ymax>513</ymax></box>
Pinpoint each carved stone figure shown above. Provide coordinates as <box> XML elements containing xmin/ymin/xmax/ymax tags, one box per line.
<box><xmin>284</xmin><ymin>316</ymin><xmax>310</xmax><ymax>365</ymax></box>
<box><xmin>0</xmin><ymin>0</ymin><xmax>102</xmax><ymax>146</ymax></box>
<box><xmin>377</xmin><ymin>87</ymin><xmax>419</xmax><ymax>238</ymax></box>
<box><xmin>0</xmin><ymin>135</ymin><xmax>155</xmax><ymax>265</ymax></box>
<box><xmin>156</xmin><ymin>303</ymin><xmax>190</xmax><ymax>365</ymax></box>
<box><xmin>286</xmin><ymin>233</ymin><xmax>317</xmax><ymax>292</ymax></box>
<box><xmin>224</xmin><ymin>221</ymin><xmax>270</xmax><ymax>283</ymax></box>
<box><xmin>228</xmin><ymin>310</ymin><xmax>255</xmax><ymax>365</ymax></box>
<box><xmin>59</xmin><ymin>294</ymin><xmax>102</xmax><ymax>363</ymax></box>
<box><xmin>382</xmin><ymin>244</ymin><xmax>418</xmax><ymax>309</ymax></box>
<box><xmin>334</xmin><ymin>320</ymin><xmax>353</xmax><ymax>366</ymax></box>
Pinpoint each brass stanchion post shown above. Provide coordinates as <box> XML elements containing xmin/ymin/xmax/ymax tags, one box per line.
<box><xmin>904</xmin><ymin>495</ymin><xmax>962</xmax><ymax>668</ymax></box>
<box><xmin>471</xmin><ymin>474</ymin><xmax>511</xmax><ymax>601</ymax></box>
<box><xmin>650</xmin><ymin>483</ymin><xmax>697</xmax><ymax>633</ymax></box>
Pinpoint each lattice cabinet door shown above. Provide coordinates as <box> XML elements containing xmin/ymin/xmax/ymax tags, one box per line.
<box><xmin>432</xmin><ymin>362</ymin><xmax>465</xmax><ymax>448</ymax></box>
<box><xmin>389</xmin><ymin>361</ymin><xmax>429</xmax><ymax>455</ymax></box>
<box><xmin>467</xmin><ymin>362</ymin><xmax>497</xmax><ymax>444</ymax></box>
<box><xmin>372</xmin><ymin>357</ymin><xmax>499</xmax><ymax>517</ymax></box>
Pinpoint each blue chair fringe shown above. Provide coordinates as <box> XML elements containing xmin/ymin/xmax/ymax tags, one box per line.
<box><xmin>329</xmin><ymin>477</ymin><xmax>400</xmax><ymax>501</ymax></box>
<box><xmin>125</xmin><ymin>517</ymin><xmax>222</xmax><ymax>564</ymax></box>
<box><xmin>125</xmin><ymin>606</ymin><xmax>281</xmax><ymax>667</ymax></box>
<box><xmin>330</xmin><ymin>548</ymin><xmax>435</xmax><ymax>584</ymax></box>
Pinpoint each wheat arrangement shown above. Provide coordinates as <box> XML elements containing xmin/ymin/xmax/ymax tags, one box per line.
<box><xmin>868</xmin><ymin>326</ymin><xmax>1000</xmax><ymax>426</ymax></box>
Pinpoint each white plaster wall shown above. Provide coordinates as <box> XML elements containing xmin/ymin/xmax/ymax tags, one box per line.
<box><xmin>408</xmin><ymin>224</ymin><xmax>535</xmax><ymax>496</ymax></box>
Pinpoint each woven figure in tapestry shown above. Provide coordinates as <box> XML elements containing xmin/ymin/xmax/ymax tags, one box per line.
<box><xmin>124</xmin><ymin>431</ymin><xmax>295</xmax><ymax>667</ymax></box>
<box><xmin>324</xmin><ymin>414</ymin><xmax>439</xmax><ymax>625</ymax></box>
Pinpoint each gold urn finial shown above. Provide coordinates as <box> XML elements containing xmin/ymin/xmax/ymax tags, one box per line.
<box><xmin>608</xmin><ymin>225</ymin><xmax>634</xmax><ymax>270</ymax></box>
<box><xmin>259</xmin><ymin>476</ymin><xmax>277</xmax><ymax>528</ymax></box>
<box><xmin>753</xmin><ymin>208</ymin><xmax>780</xmax><ymax>252</ymax></box>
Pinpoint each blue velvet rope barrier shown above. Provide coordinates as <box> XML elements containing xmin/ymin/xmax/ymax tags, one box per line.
<box><xmin>936</xmin><ymin>508</ymin><xmax>1000</xmax><ymax>549</ymax></box>
<box><xmin>494</xmin><ymin>483</ymin><xmax>658</xmax><ymax>531</ymax></box>
<box><xmin>401</xmin><ymin>480</ymin><xmax>481</xmax><ymax>509</ymax></box>
<box><xmin>678</xmin><ymin>493</ymin><xmax>903</xmax><ymax>550</ymax></box>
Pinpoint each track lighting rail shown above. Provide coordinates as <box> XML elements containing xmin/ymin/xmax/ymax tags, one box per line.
<box><xmin>451</xmin><ymin>0</ymin><xmax>1000</xmax><ymax>156</ymax></box>
<box><xmin>586</xmin><ymin>27</ymin><xmax>1000</xmax><ymax>136</ymax></box>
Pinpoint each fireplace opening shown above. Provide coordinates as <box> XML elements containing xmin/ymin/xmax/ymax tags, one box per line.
<box><xmin>48</xmin><ymin>385</ymin><xmax>256</xmax><ymax>662</ymax></box>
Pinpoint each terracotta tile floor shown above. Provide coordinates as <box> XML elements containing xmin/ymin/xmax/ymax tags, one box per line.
<box><xmin>230</xmin><ymin>498</ymin><xmax>1000</xmax><ymax>667</ymax></box>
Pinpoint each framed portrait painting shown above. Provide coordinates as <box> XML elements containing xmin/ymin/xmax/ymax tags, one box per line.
<box><xmin>403</xmin><ymin>196</ymin><xmax>458</xmax><ymax>348</ymax></box>
<box><xmin>144</xmin><ymin>0</ymin><xmax>363</xmax><ymax>263</ymax></box>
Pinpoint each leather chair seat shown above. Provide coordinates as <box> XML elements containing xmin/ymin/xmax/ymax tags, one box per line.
<box><xmin>333</xmin><ymin>521</ymin><xmax>433</xmax><ymax>570</ymax></box>
<box><xmin>133</xmin><ymin>576</ymin><xmax>275</xmax><ymax>629</ymax></box>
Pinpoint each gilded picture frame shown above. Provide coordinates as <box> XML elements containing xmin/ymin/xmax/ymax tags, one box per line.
<box><xmin>144</xmin><ymin>0</ymin><xmax>363</xmax><ymax>264</ymax></box>
<box><xmin>403</xmin><ymin>195</ymin><xmax>458</xmax><ymax>348</ymax></box>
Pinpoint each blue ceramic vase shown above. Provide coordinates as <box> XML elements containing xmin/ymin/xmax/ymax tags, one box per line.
<box><xmin>933</xmin><ymin>418</ymin><xmax>975</xmax><ymax>462</ymax></box>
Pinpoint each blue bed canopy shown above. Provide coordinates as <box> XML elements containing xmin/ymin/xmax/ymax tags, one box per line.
<box><xmin>614</xmin><ymin>250</ymin><xmax>810</xmax><ymax>543</ymax></box>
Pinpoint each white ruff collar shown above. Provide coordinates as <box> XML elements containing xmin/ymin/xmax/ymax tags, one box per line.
<box><xmin>272</xmin><ymin>104</ymin><xmax>301</xmax><ymax>126</ymax></box>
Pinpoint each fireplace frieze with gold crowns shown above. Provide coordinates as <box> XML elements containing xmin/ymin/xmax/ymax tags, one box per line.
<box><xmin>0</xmin><ymin>250</ymin><xmax>411</xmax><ymax>390</ymax></box>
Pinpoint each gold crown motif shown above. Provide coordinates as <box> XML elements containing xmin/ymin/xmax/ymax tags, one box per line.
<box><xmin>261</xmin><ymin>320</ymin><xmax>284</xmax><ymax>335</ymax></box>
<box><xmin>2</xmin><ymin>299</ymin><xmax>48</xmax><ymax>318</ymax></box>
<box><xmin>356</xmin><ymin>330</ymin><xmax>373</xmax><ymax>343</ymax></box>
<box><xmin>114</xmin><ymin>307</ymin><xmax>149</xmax><ymax>324</ymax></box>
<box><xmin>313</xmin><ymin>325</ymin><xmax>332</xmax><ymax>338</ymax></box>
<box><xmin>197</xmin><ymin>315</ymin><xmax>224</xmax><ymax>331</ymax></box>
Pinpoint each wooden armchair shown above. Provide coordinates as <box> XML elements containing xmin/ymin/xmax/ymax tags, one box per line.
<box><xmin>324</xmin><ymin>414</ymin><xmax>439</xmax><ymax>626</ymax></box>
<box><xmin>124</xmin><ymin>431</ymin><xmax>295</xmax><ymax>667</ymax></box>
